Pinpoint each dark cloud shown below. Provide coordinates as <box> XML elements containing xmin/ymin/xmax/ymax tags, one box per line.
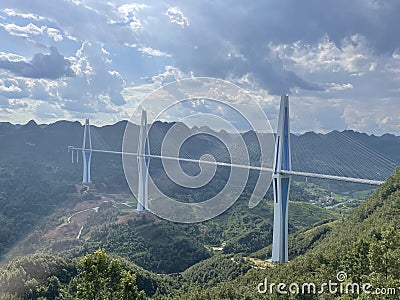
<box><xmin>0</xmin><ymin>46</ymin><xmax>74</xmax><ymax>79</ymax></box>
<box><xmin>179</xmin><ymin>0</ymin><xmax>400</xmax><ymax>53</ymax></box>
<box><xmin>0</xmin><ymin>0</ymin><xmax>399</xmax><ymax>133</ymax></box>
<box><xmin>134</xmin><ymin>0</ymin><xmax>400</xmax><ymax>93</ymax></box>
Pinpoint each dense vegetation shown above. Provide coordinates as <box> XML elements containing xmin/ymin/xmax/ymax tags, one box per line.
<box><xmin>0</xmin><ymin>250</ymin><xmax>151</xmax><ymax>299</ymax></box>
<box><xmin>1</xmin><ymin>167</ymin><xmax>399</xmax><ymax>299</ymax></box>
<box><xmin>0</xmin><ymin>162</ymin><xmax>74</xmax><ymax>257</ymax></box>
<box><xmin>0</xmin><ymin>121</ymin><xmax>399</xmax><ymax>299</ymax></box>
<box><xmin>171</xmin><ymin>167</ymin><xmax>400</xmax><ymax>299</ymax></box>
<box><xmin>88</xmin><ymin>221</ymin><xmax>211</xmax><ymax>274</ymax></box>
<box><xmin>82</xmin><ymin>197</ymin><xmax>337</xmax><ymax>273</ymax></box>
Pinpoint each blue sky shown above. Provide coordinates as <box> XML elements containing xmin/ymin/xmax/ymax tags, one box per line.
<box><xmin>0</xmin><ymin>0</ymin><xmax>399</xmax><ymax>134</ymax></box>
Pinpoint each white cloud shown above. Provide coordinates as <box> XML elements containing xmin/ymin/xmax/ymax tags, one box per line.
<box><xmin>0</xmin><ymin>51</ymin><xmax>26</xmax><ymax>61</ymax></box>
<box><xmin>0</xmin><ymin>76</ymin><xmax>29</xmax><ymax>99</ymax></box>
<box><xmin>123</xmin><ymin>42</ymin><xmax>137</xmax><ymax>48</ymax></box>
<box><xmin>117</xmin><ymin>3</ymin><xmax>148</xmax><ymax>19</ymax></box>
<box><xmin>2</xmin><ymin>8</ymin><xmax>46</xmax><ymax>21</ymax></box>
<box><xmin>342</xmin><ymin>99</ymin><xmax>400</xmax><ymax>134</ymax></box>
<box><xmin>114</xmin><ymin>3</ymin><xmax>149</xmax><ymax>30</ymax></box>
<box><xmin>269</xmin><ymin>35</ymin><xmax>376</xmax><ymax>75</ymax></box>
<box><xmin>61</xmin><ymin>41</ymin><xmax>126</xmax><ymax>108</ymax></box>
<box><xmin>138</xmin><ymin>46</ymin><xmax>171</xmax><ymax>57</ymax></box>
<box><xmin>28</xmin><ymin>79</ymin><xmax>57</xmax><ymax>100</ymax></box>
<box><xmin>326</xmin><ymin>82</ymin><xmax>353</xmax><ymax>91</ymax></box>
<box><xmin>151</xmin><ymin>66</ymin><xmax>185</xmax><ymax>86</ymax></box>
<box><xmin>47</xmin><ymin>28</ymin><xmax>63</xmax><ymax>42</ymax></box>
<box><xmin>0</xmin><ymin>82</ymin><xmax>22</xmax><ymax>101</ymax></box>
<box><xmin>0</xmin><ymin>96</ymin><xmax>28</xmax><ymax>109</ymax></box>
<box><xmin>0</xmin><ymin>22</ymin><xmax>46</xmax><ymax>37</ymax></box>
<box><xmin>165</xmin><ymin>7</ymin><xmax>189</xmax><ymax>28</ymax></box>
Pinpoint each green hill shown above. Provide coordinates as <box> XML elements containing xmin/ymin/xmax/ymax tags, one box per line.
<box><xmin>175</xmin><ymin>167</ymin><xmax>400</xmax><ymax>299</ymax></box>
<box><xmin>1</xmin><ymin>167</ymin><xmax>399</xmax><ymax>299</ymax></box>
<box><xmin>0</xmin><ymin>121</ymin><xmax>399</xmax><ymax>299</ymax></box>
<box><xmin>0</xmin><ymin>249</ymin><xmax>176</xmax><ymax>299</ymax></box>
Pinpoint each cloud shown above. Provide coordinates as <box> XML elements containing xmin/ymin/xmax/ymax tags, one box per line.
<box><xmin>138</xmin><ymin>46</ymin><xmax>171</xmax><ymax>57</ymax></box>
<box><xmin>0</xmin><ymin>0</ymin><xmax>139</xmax><ymax>45</ymax></box>
<box><xmin>1</xmin><ymin>8</ymin><xmax>45</xmax><ymax>21</ymax></box>
<box><xmin>113</xmin><ymin>3</ymin><xmax>149</xmax><ymax>30</ymax></box>
<box><xmin>29</xmin><ymin>79</ymin><xmax>57</xmax><ymax>100</ymax></box>
<box><xmin>269</xmin><ymin>35</ymin><xmax>377</xmax><ymax>75</ymax></box>
<box><xmin>119</xmin><ymin>3</ymin><xmax>326</xmax><ymax>94</ymax></box>
<box><xmin>0</xmin><ymin>42</ymin><xmax>127</xmax><ymax>117</ymax></box>
<box><xmin>0</xmin><ymin>22</ymin><xmax>45</xmax><ymax>37</ymax></box>
<box><xmin>58</xmin><ymin>41</ymin><xmax>126</xmax><ymax>112</ymax></box>
<box><xmin>0</xmin><ymin>51</ymin><xmax>25</xmax><ymax>61</ymax></box>
<box><xmin>0</xmin><ymin>96</ymin><xmax>27</xmax><ymax>109</ymax></box>
<box><xmin>0</xmin><ymin>80</ymin><xmax>23</xmax><ymax>97</ymax></box>
<box><xmin>0</xmin><ymin>46</ymin><xmax>74</xmax><ymax>79</ymax></box>
<box><xmin>0</xmin><ymin>0</ymin><xmax>398</xmax><ymax>134</ymax></box>
<box><xmin>342</xmin><ymin>99</ymin><xmax>400</xmax><ymax>134</ymax></box>
<box><xmin>123</xmin><ymin>0</ymin><xmax>400</xmax><ymax>96</ymax></box>
<box><xmin>0</xmin><ymin>76</ymin><xmax>29</xmax><ymax>98</ymax></box>
<box><xmin>165</xmin><ymin>7</ymin><xmax>189</xmax><ymax>28</ymax></box>
<box><xmin>47</xmin><ymin>28</ymin><xmax>63</xmax><ymax>42</ymax></box>
<box><xmin>151</xmin><ymin>65</ymin><xmax>185</xmax><ymax>86</ymax></box>
<box><xmin>326</xmin><ymin>83</ymin><xmax>353</xmax><ymax>91</ymax></box>
<box><xmin>35</xmin><ymin>101</ymin><xmax>64</xmax><ymax>119</ymax></box>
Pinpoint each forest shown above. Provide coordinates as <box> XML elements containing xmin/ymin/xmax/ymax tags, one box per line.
<box><xmin>0</xmin><ymin>121</ymin><xmax>399</xmax><ymax>299</ymax></box>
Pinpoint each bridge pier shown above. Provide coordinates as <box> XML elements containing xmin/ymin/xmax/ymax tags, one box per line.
<box><xmin>272</xmin><ymin>94</ymin><xmax>292</xmax><ymax>263</ymax></box>
<box><xmin>82</xmin><ymin>118</ymin><xmax>92</xmax><ymax>183</ymax></box>
<box><xmin>137</xmin><ymin>110</ymin><xmax>150</xmax><ymax>212</ymax></box>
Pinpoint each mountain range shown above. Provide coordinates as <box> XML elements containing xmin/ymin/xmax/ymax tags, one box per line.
<box><xmin>0</xmin><ymin>120</ymin><xmax>399</xmax><ymax>299</ymax></box>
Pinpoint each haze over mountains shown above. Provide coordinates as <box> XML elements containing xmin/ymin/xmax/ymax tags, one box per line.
<box><xmin>1</xmin><ymin>119</ymin><xmax>399</xmax><ymax>166</ymax></box>
<box><xmin>0</xmin><ymin>120</ymin><xmax>399</xmax><ymax>298</ymax></box>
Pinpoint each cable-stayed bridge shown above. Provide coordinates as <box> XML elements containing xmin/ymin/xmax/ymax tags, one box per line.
<box><xmin>68</xmin><ymin>147</ymin><xmax>386</xmax><ymax>186</ymax></box>
<box><xmin>68</xmin><ymin>95</ymin><xmax>398</xmax><ymax>263</ymax></box>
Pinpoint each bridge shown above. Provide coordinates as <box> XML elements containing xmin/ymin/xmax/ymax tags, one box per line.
<box><xmin>68</xmin><ymin>95</ymin><xmax>396</xmax><ymax>263</ymax></box>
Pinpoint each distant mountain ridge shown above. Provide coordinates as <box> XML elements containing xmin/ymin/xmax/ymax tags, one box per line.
<box><xmin>0</xmin><ymin>120</ymin><xmax>398</xmax><ymax>182</ymax></box>
<box><xmin>0</xmin><ymin>119</ymin><xmax>399</xmax><ymax>298</ymax></box>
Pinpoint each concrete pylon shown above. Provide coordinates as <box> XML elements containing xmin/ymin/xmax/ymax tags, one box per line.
<box><xmin>82</xmin><ymin>118</ymin><xmax>92</xmax><ymax>183</ymax></box>
<box><xmin>271</xmin><ymin>94</ymin><xmax>292</xmax><ymax>263</ymax></box>
<box><xmin>137</xmin><ymin>110</ymin><xmax>150</xmax><ymax>212</ymax></box>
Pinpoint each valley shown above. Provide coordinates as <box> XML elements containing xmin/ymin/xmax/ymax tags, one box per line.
<box><xmin>0</xmin><ymin>120</ymin><xmax>398</xmax><ymax>299</ymax></box>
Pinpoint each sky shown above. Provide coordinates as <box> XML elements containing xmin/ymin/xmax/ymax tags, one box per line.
<box><xmin>0</xmin><ymin>0</ymin><xmax>399</xmax><ymax>135</ymax></box>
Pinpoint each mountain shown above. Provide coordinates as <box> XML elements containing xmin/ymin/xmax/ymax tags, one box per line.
<box><xmin>0</xmin><ymin>120</ymin><xmax>399</xmax><ymax>298</ymax></box>
<box><xmin>0</xmin><ymin>120</ymin><xmax>398</xmax><ymax>261</ymax></box>
<box><xmin>1</xmin><ymin>120</ymin><xmax>398</xmax><ymax>175</ymax></box>
<box><xmin>174</xmin><ymin>166</ymin><xmax>400</xmax><ymax>299</ymax></box>
<box><xmin>0</xmin><ymin>121</ymin><xmax>337</xmax><ymax>268</ymax></box>
<box><xmin>1</xmin><ymin>167</ymin><xmax>399</xmax><ymax>299</ymax></box>
<box><xmin>0</xmin><ymin>119</ymin><xmax>397</xmax><ymax>198</ymax></box>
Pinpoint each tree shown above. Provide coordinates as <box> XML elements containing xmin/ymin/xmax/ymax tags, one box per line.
<box><xmin>368</xmin><ymin>226</ymin><xmax>400</xmax><ymax>282</ymax></box>
<box><xmin>75</xmin><ymin>249</ymin><xmax>146</xmax><ymax>300</ymax></box>
<box><xmin>118</xmin><ymin>270</ymin><xmax>146</xmax><ymax>300</ymax></box>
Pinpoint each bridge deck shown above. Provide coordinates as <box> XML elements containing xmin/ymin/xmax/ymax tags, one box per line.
<box><xmin>69</xmin><ymin>147</ymin><xmax>385</xmax><ymax>186</ymax></box>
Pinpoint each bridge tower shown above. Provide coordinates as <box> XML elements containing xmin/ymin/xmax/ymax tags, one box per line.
<box><xmin>272</xmin><ymin>94</ymin><xmax>292</xmax><ymax>263</ymax></box>
<box><xmin>137</xmin><ymin>110</ymin><xmax>150</xmax><ymax>212</ymax></box>
<box><xmin>82</xmin><ymin>118</ymin><xmax>93</xmax><ymax>183</ymax></box>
